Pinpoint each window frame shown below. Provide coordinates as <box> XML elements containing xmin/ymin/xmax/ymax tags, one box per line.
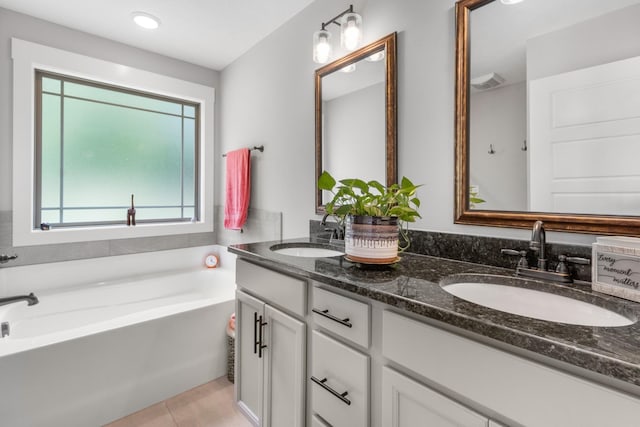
<box><xmin>12</xmin><ymin>38</ymin><xmax>215</xmax><ymax>247</ymax></box>
<box><xmin>34</xmin><ymin>70</ymin><xmax>201</xmax><ymax>228</ymax></box>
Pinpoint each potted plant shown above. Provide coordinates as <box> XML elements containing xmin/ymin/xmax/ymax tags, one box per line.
<box><xmin>318</xmin><ymin>171</ymin><xmax>422</xmax><ymax>264</ymax></box>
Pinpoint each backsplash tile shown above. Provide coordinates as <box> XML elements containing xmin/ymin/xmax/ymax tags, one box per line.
<box><xmin>0</xmin><ymin>209</ymin><xmax>216</xmax><ymax>267</ymax></box>
<box><xmin>310</xmin><ymin>220</ymin><xmax>592</xmax><ymax>282</ymax></box>
<box><xmin>215</xmin><ymin>206</ymin><xmax>282</xmax><ymax>247</ymax></box>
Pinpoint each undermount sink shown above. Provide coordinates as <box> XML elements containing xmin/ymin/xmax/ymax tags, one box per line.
<box><xmin>270</xmin><ymin>243</ymin><xmax>344</xmax><ymax>258</ymax></box>
<box><xmin>441</xmin><ymin>277</ymin><xmax>635</xmax><ymax>327</ymax></box>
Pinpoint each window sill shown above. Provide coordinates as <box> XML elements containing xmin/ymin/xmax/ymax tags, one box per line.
<box><xmin>13</xmin><ymin>221</ymin><xmax>213</xmax><ymax>247</ymax></box>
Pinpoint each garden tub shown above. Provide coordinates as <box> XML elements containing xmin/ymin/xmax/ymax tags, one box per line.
<box><xmin>0</xmin><ymin>246</ymin><xmax>235</xmax><ymax>427</ymax></box>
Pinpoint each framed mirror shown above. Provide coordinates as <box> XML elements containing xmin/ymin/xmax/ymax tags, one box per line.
<box><xmin>455</xmin><ymin>0</ymin><xmax>640</xmax><ymax>235</ymax></box>
<box><xmin>315</xmin><ymin>32</ymin><xmax>397</xmax><ymax>213</ymax></box>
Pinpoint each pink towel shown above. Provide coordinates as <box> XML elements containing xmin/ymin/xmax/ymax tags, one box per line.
<box><xmin>224</xmin><ymin>148</ymin><xmax>251</xmax><ymax>230</ymax></box>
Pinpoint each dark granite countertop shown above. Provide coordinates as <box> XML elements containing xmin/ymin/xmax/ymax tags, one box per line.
<box><xmin>229</xmin><ymin>237</ymin><xmax>640</xmax><ymax>390</ymax></box>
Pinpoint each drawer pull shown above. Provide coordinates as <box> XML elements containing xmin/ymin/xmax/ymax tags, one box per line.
<box><xmin>312</xmin><ymin>308</ymin><xmax>353</xmax><ymax>328</ymax></box>
<box><xmin>310</xmin><ymin>376</ymin><xmax>351</xmax><ymax>406</ymax></box>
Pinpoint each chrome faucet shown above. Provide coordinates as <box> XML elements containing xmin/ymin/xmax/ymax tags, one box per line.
<box><xmin>530</xmin><ymin>220</ymin><xmax>547</xmax><ymax>270</ymax></box>
<box><xmin>0</xmin><ymin>292</ymin><xmax>39</xmax><ymax>307</ymax></box>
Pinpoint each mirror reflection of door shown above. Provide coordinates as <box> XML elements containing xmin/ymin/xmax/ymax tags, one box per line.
<box><xmin>321</xmin><ymin>57</ymin><xmax>386</xmax><ymax>205</ymax></box>
<box><xmin>468</xmin><ymin>0</ymin><xmax>640</xmax><ymax>215</ymax></box>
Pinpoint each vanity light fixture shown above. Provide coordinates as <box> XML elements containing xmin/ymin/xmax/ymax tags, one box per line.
<box><xmin>339</xmin><ymin>63</ymin><xmax>357</xmax><ymax>73</ymax></box>
<box><xmin>312</xmin><ymin>4</ymin><xmax>363</xmax><ymax>64</ymax></box>
<box><xmin>132</xmin><ymin>12</ymin><xmax>161</xmax><ymax>29</ymax></box>
<box><xmin>313</xmin><ymin>29</ymin><xmax>332</xmax><ymax>64</ymax></box>
<box><xmin>365</xmin><ymin>51</ymin><xmax>385</xmax><ymax>62</ymax></box>
<box><xmin>340</xmin><ymin>11</ymin><xmax>362</xmax><ymax>51</ymax></box>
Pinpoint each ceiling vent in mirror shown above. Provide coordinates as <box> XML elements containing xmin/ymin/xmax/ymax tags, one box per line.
<box><xmin>470</xmin><ymin>72</ymin><xmax>505</xmax><ymax>90</ymax></box>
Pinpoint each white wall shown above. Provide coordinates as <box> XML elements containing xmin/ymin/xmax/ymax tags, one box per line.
<box><xmin>527</xmin><ymin>4</ymin><xmax>640</xmax><ymax>80</ymax></box>
<box><xmin>469</xmin><ymin>82</ymin><xmax>527</xmax><ymax>211</ymax></box>
<box><xmin>221</xmin><ymin>0</ymin><xmax>598</xmax><ymax>244</ymax></box>
<box><xmin>324</xmin><ymin>82</ymin><xmax>386</xmax><ymax>191</ymax></box>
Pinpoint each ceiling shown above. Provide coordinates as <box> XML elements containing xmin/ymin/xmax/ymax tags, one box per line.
<box><xmin>0</xmin><ymin>0</ymin><xmax>316</xmax><ymax>70</ymax></box>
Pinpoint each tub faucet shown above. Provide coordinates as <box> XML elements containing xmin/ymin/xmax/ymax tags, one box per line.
<box><xmin>530</xmin><ymin>220</ymin><xmax>547</xmax><ymax>270</ymax></box>
<box><xmin>0</xmin><ymin>292</ymin><xmax>39</xmax><ymax>307</ymax></box>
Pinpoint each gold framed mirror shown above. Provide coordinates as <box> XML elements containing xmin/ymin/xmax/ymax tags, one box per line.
<box><xmin>455</xmin><ymin>0</ymin><xmax>640</xmax><ymax>236</ymax></box>
<box><xmin>315</xmin><ymin>32</ymin><xmax>397</xmax><ymax>213</ymax></box>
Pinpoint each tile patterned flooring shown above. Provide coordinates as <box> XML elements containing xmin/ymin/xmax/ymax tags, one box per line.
<box><xmin>104</xmin><ymin>377</ymin><xmax>253</xmax><ymax>427</ymax></box>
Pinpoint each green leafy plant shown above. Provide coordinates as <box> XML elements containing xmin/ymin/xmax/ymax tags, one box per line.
<box><xmin>318</xmin><ymin>171</ymin><xmax>422</xmax><ymax>250</ymax></box>
<box><xmin>469</xmin><ymin>186</ymin><xmax>486</xmax><ymax>209</ymax></box>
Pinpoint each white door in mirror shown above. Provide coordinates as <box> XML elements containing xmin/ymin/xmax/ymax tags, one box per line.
<box><xmin>205</xmin><ymin>254</ymin><xmax>219</xmax><ymax>268</ymax></box>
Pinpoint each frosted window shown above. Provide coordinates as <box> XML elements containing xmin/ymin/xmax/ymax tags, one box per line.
<box><xmin>36</xmin><ymin>71</ymin><xmax>199</xmax><ymax>227</ymax></box>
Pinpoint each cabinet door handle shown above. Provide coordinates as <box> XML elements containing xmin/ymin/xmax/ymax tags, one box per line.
<box><xmin>310</xmin><ymin>376</ymin><xmax>351</xmax><ymax>406</ymax></box>
<box><xmin>253</xmin><ymin>312</ymin><xmax>260</xmax><ymax>354</ymax></box>
<box><xmin>312</xmin><ymin>308</ymin><xmax>353</xmax><ymax>328</ymax></box>
<box><xmin>258</xmin><ymin>315</ymin><xmax>268</xmax><ymax>359</ymax></box>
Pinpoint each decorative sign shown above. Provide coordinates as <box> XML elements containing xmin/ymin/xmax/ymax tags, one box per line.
<box><xmin>592</xmin><ymin>245</ymin><xmax>640</xmax><ymax>303</ymax></box>
<box><xmin>595</xmin><ymin>252</ymin><xmax>640</xmax><ymax>290</ymax></box>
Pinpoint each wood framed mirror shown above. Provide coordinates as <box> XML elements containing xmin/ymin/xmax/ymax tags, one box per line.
<box><xmin>315</xmin><ymin>32</ymin><xmax>397</xmax><ymax>214</ymax></box>
<box><xmin>455</xmin><ymin>0</ymin><xmax>640</xmax><ymax>236</ymax></box>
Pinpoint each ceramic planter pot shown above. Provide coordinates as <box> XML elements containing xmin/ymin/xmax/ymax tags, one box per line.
<box><xmin>344</xmin><ymin>215</ymin><xmax>399</xmax><ymax>264</ymax></box>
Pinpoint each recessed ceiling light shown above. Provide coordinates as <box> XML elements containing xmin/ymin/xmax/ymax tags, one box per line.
<box><xmin>132</xmin><ymin>12</ymin><xmax>161</xmax><ymax>30</ymax></box>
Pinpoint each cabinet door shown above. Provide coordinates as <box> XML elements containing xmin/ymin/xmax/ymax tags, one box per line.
<box><xmin>262</xmin><ymin>305</ymin><xmax>306</xmax><ymax>427</ymax></box>
<box><xmin>382</xmin><ymin>367</ymin><xmax>489</xmax><ymax>427</ymax></box>
<box><xmin>236</xmin><ymin>290</ymin><xmax>265</xmax><ymax>426</ymax></box>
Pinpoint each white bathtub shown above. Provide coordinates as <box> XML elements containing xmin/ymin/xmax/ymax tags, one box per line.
<box><xmin>0</xmin><ymin>246</ymin><xmax>236</xmax><ymax>427</ymax></box>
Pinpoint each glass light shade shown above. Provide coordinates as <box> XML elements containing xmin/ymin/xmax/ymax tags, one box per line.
<box><xmin>340</xmin><ymin>12</ymin><xmax>362</xmax><ymax>51</ymax></box>
<box><xmin>365</xmin><ymin>51</ymin><xmax>385</xmax><ymax>62</ymax></box>
<box><xmin>132</xmin><ymin>12</ymin><xmax>161</xmax><ymax>29</ymax></box>
<box><xmin>339</xmin><ymin>63</ymin><xmax>356</xmax><ymax>73</ymax></box>
<box><xmin>313</xmin><ymin>29</ymin><xmax>332</xmax><ymax>64</ymax></box>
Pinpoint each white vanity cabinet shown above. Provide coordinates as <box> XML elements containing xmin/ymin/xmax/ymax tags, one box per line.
<box><xmin>234</xmin><ymin>256</ymin><xmax>640</xmax><ymax>427</ymax></box>
<box><xmin>382</xmin><ymin>309</ymin><xmax>640</xmax><ymax>427</ymax></box>
<box><xmin>235</xmin><ymin>260</ymin><xmax>306</xmax><ymax>427</ymax></box>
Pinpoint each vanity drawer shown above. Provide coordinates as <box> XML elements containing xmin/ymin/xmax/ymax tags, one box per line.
<box><xmin>235</xmin><ymin>259</ymin><xmax>306</xmax><ymax>317</ymax></box>
<box><xmin>311</xmin><ymin>330</ymin><xmax>369</xmax><ymax>427</ymax></box>
<box><xmin>312</xmin><ymin>286</ymin><xmax>370</xmax><ymax>348</ymax></box>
